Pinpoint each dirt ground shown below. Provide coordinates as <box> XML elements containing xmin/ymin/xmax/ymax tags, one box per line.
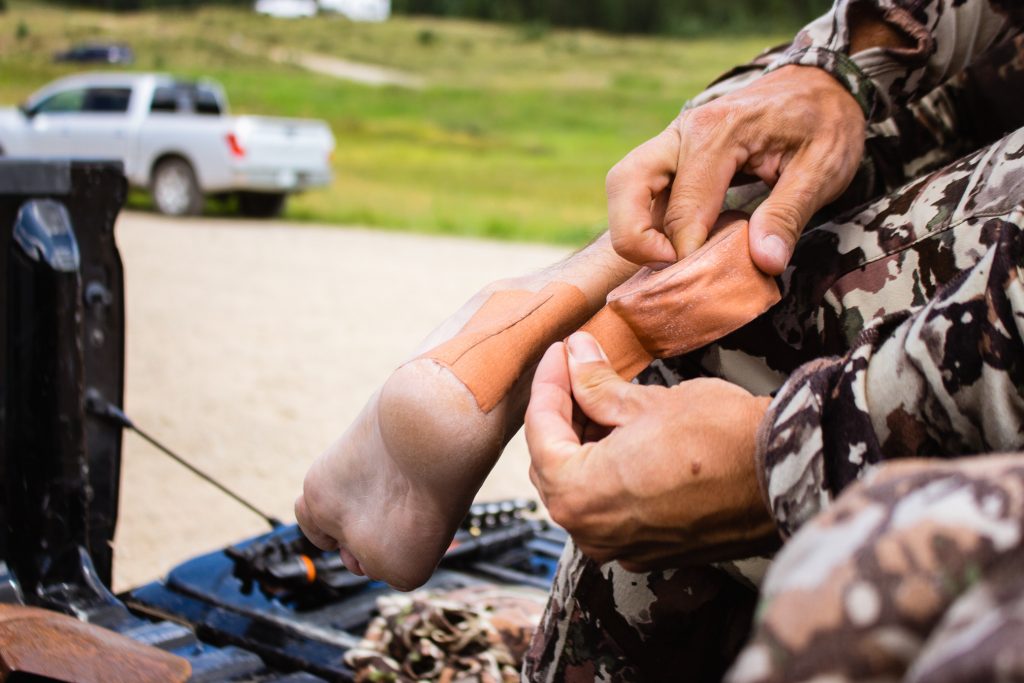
<box><xmin>112</xmin><ymin>211</ymin><xmax>570</xmax><ymax>592</ymax></box>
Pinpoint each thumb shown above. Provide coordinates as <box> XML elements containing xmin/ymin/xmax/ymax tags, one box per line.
<box><xmin>748</xmin><ymin>161</ymin><xmax>821</xmax><ymax>276</ymax></box>
<box><xmin>565</xmin><ymin>331</ymin><xmax>640</xmax><ymax>427</ymax></box>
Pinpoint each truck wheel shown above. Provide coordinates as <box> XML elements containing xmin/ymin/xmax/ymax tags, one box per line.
<box><xmin>152</xmin><ymin>158</ymin><xmax>203</xmax><ymax>217</ymax></box>
<box><xmin>238</xmin><ymin>192</ymin><xmax>286</xmax><ymax>219</ymax></box>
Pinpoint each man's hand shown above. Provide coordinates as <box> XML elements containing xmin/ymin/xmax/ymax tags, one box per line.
<box><xmin>606</xmin><ymin>65</ymin><xmax>866</xmax><ymax>275</ymax></box>
<box><xmin>526</xmin><ymin>332</ymin><xmax>779</xmax><ymax>569</ymax></box>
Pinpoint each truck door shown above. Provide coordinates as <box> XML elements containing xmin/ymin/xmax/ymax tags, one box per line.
<box><xmin>26</xmin><ymin>87</ymin><xmax>135</xmax><ymax>167</ymax></box>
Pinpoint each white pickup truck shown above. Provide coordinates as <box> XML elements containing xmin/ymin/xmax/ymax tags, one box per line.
<box><xmin>0</xmin><ymin>73</ymin><xmax>335</xmax><ymax>217</ymax></box>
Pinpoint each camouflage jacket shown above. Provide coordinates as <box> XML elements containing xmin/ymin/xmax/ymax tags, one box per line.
<box><xmin>758</xmin><ymin>217</ymin><xmax>1024</xmax><ymax>536</ymax></box>
<box><xmin>767</xmin><ymin>0</ymin><xmax>1024</xmax><ymax>122</ymax></box>
<box><xmin>753</xmin><ymin>0</ymin><xmax>1024</xmax><ymax>539</ymax></box>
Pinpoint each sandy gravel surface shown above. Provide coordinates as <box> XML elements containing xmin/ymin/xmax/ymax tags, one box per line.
<box><xmin>112</xmin><ymin>211</ymin><xmax>570</xmax><ymax>592</ymax></box>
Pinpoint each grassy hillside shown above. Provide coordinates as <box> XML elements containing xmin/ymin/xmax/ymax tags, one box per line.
<box><xmin>0</xmin><ymin>3</ymin><xmax>787</xmax><ymax>244</ymax></box>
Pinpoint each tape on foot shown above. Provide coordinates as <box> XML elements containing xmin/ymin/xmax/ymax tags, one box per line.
<box><xmin>583</xmin><ymin>213</ymin><xmax>781</xmax><ymax>379</ymax></box>
<box><xmin>418</xmin><ymin>282</ymin><xmax>591</xmax><ymax>412</ymax></box>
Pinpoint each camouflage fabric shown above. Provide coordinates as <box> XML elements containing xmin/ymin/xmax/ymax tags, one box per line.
<box><xmin>346</xmin><ymin>585</ymin><xmax>546</xmax><ymax>683</ymax></box>
<box><xmin>523</xmin><ymin>6</ymin><xmax>1024</xmax><ymax>680</ymax></box>
<box><xmin>729</xmin><ymin>456</ymin><xmax>1024</xmax><ymax>683</ymax></box>
<box><xmin>523</xmin><ymin>542</ymin><xmax>763</xmax><ymax>683</ymax></box>
<box><xmin>756</xmin><ymin>124</ymin><xmax>1024</xmax><ymax>534</ymax></box>
<box><xmin>766</xmin><ymin>0</ymin><xmax>1023</xmax><ymax>122</ymax></box>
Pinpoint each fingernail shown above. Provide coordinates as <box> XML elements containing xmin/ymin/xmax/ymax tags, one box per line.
<box><xmin>567</xmin><ymin>332</ymin><xmax>606</xmax><ymax>363</ymax></box>
<box><xmin>760</xmin><ymin>234</ymin><xmax>790</xmax><ymax>269</ymax></box>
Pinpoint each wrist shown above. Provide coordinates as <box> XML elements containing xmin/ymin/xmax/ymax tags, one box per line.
<box><xmin>548</xmin><ymin>231</ymin><xmax>641</xmax><ymax>306</ymax></box>
<box><xmin>765</xmin><ymin>47</ymin><xmax>879</xmax><ymax>121</ymax></box>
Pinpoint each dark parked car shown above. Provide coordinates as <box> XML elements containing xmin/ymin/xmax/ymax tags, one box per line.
<box><xmin>54</xmin><ymin>42</ymin><xmax>135</xmax><ymax>64</ymax></box>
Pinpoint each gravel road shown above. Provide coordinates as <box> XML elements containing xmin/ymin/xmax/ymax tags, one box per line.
<box><xmin>112</xmin><ymin>211</ymin><xmax>570</xmax><ymax>591</ymax></box>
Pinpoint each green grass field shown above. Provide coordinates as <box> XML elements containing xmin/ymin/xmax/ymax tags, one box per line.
<box><xmin>0</xmin><ymin>3</ymin><xmax>788</xmax><ymax>244</ymax></box>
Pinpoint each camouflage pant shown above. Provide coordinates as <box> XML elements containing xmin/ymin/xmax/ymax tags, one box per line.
<box><xmin>523</xmin><ymin>39</ymin><xmax>1024</xmax><ymax>683</ymax></box>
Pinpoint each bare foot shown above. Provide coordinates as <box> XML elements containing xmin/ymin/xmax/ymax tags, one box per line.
<box><xmin>295</xmin><ymin>216</ymin><xmax>779</xmax><ymax>590</ymax></box>
<box><xmin>296</xmin><ymin>234</ymin><xmax>637</xmax><ymax>590</ymax></box>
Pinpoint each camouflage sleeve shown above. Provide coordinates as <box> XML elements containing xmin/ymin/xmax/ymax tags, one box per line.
<box><xmin>756</xmin><ymin>221</ymin><xmax>1024</xmax><ymax>537</ymax></box>
<box><xmin>728</xmin><ymin>455</ymin><xmax>1024</xmax><ymax>683</ymax></box>
<box><xmin>765</xmin><ymin>0</ymin><xmax>1020</xmax><ymax>121</ymax></box>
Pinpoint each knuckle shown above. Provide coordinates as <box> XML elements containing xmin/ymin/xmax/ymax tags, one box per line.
<box><xmin>660</xmin><ymin>211</ymin><xmax>691</xmax><ymax>241</ymax></box>
<box><xmin>762</xmin><ymin>200</ymin><xmax>805</xmax><ymax>235</ymax></box>
<box><xmin>660</xmin><ymin>120</ymin><xmax>684</xmax><ymax>148</ymax></box>
<box><xmin>661</xmin><ymin>206</ymin><xmax>685</xmax><ymax>231</ymax></box>
<box><xmin>787</xmin><ymin>100</ymin><xmax>818</xmax><ymax>128</ymax></box>
<box><xmin>621</xmin><ymin>389</ymin><xmax>648</xmax><ymax>417</ymax></box>
<box><xmin>576</xmin><ymin>368</ymin><xmax>613</xmax><ymax>395</ymax></box>
<box><xmin>605</xmin><ymin>161</ymin><xmax>627</xmax><ymax>192</ymax></box>
<box><xmin>579</xmin><ymin>377</ymin><xmax>632</xmax><ymax>418</ymax></box>
<box><xmin>605</xmin><ymin>145</ymin><xmax>654</xmax><ymax>195</ymax></box>
<box><xmin>680</xmin><ymin>105</ymin><xmax>723</xmax><ymax>136</ymax></box>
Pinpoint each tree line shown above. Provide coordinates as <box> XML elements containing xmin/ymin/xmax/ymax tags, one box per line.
<box><xmin>391</xmin><ymin>0</ymin><xmax>830</xmax><ymax>36</ymax></box>
<box><xmin>42</xmin><ymin>0</ymin><xmax>830</xmax><ymax>34</ymax></box>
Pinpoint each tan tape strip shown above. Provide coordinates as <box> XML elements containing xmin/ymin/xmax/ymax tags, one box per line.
<box><xmin>578</xmin><ymin>306</ymin><xmax>654</xmax><ymax>380</ymax></box>
<box><xmin>419</xmin><ymin>282</ymin><xmax>590</xmax><ymax>413</ymax></box>
<box><xmin>607</xmin><ymin>216</ymin><xmax>780</xmax><ymax>360</ymax></box>
<box><xmin>578</xmin><ymin>214</ymin><xmax>781</xmax><ymax>381</ymax></box>
<box><xmin>418</xmin><ymin>215</ymin><xmax>778</xmax><ymax>410</ymax></box>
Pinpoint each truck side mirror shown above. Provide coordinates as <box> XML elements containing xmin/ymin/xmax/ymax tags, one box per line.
<box><xmin>18</xmin><ymin>103</ymin><xmax>34</xmax><ymax>119</ymax></box>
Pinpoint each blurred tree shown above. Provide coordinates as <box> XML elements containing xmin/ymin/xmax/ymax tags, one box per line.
<box><xmin>390</xmin><ymin>0</ymin><xmax>830</xmax><ymax>36</ymax></box>
<box><xmin>63</xmin><ymin>0</ymin><xmax>251</xmax><ymax>9</ymax></box>
<box><xmin>53</xmin><ymin>0</ymin><xmax>828</xmax><ymax>30</ymax></box>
